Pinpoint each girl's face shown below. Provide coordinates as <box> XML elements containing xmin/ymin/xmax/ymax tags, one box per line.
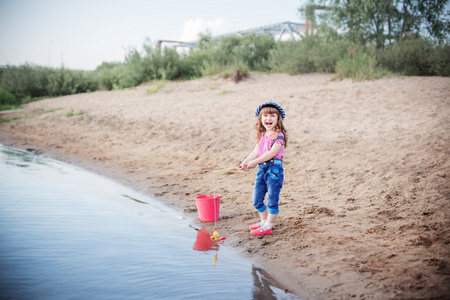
<box><xmin>261</xmin><ymin>111</ymin><xmax>279</xmax><ymax>132</ymax></box>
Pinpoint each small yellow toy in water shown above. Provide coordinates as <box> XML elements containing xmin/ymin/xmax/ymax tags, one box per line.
<box><xmin>212</xmin><ymin>254</ymin><xmax>218</xmax><ymax>266</ymax></box>
<box><xmin>211</xmin><ymin>228</ymin><xmax>219</xmax><ymax>240</ymax></box>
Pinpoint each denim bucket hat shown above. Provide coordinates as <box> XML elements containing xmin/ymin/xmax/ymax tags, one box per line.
<box><xmin>255</xmin><ymin>99</ymin><xmax>286</xmax><ymax>120</ymax></box>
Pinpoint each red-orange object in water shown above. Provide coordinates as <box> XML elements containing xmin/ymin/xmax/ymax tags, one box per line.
<box><xmin>193</xmin><ymin>229</ymin><xmax>219</xmax><ymax>251</ymax></box>
<box><xmin>210</xmin><ymin>235</ymin><xmax>226</xmax><ymax>241</ymax></box>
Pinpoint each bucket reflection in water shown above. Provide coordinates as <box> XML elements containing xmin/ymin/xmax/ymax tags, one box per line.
<box><xmin>193</xmin><ymin>228</ymin><xmax>219</xmax><ymax>252</ymax></box>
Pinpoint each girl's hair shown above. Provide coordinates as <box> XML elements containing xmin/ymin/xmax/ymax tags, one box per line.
<box><xmin>254</xmin><ymin>106</ymin><xmax>288</xmax><ymax>148</ymax></box>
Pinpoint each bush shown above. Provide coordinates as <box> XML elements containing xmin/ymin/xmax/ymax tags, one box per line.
<box><xmin>377</xmin><ymin>37</ymin><xmax>435</xmax><ymax>76</ymax></box>
<box><xmin>192</xmin><ymin>33</ymin><xmax>276</xmax><ymax>75</ymax></box>
<box><xmin>271</xmin><ymin>40</ymin><xmax>316</xmax><ymax>74</ymax></box>
<box><xmin>0</xmin><ymin>64</ymin><xmax>98</xmax><ymax>101</ymax></box>
<box><xmin>208</xmin><ymin>35</ymin><xmax>242</xmax><ymax>67</ymax></box>
<box><xmin>271</xmin><ymin>33</ymin><xmax>350</xmax><ymax>74</ymax></box>
<box><xmin>430</xmin><ymin>43</ymin><xmax>450</xmax><ymax>76</ymax></box>
<box><xmin>1</xmin><ymin>33</ymin><xmax>448</xmax><ymax>107</ymax></box>
<box><xmin>237</xmin><ymin>34</ymin><xmax>276</xmax><ymax>71</ymax></box>
<box><xmin>334</xmin><ymin>50</ymin><xmax>390</xmax><ymax>81</ymax></box>
<box><xmin>94</xmin><ymin>62</ymin><xmax>122</xmax><ymax>90</ymax></box>
<box><xmin>45</xmin><ymin>68</ymin><xmax>98</xmax><ymax>95</ymax></box>
<box><xmin>0</xmin><ymin>88</ymin><xmax>19</xmax><ymax>108</ymax></box>
<box><xmin>93</xmin><ymin>43</ymin><xmax>201</xmax><ymax>90</ymax></box>
<box><xmin>141</xmin><ymin>43</ymin><xmax>201</xmax><ymax>81</ymax></box>
<box><xmin>0</xmin><ymin>64</ymin><xmax>42</xmax><ymax>99</ymax></box>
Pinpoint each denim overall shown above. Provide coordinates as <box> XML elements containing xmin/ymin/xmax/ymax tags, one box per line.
<box><xmin>252</xmin><ymin>136</ymin><xmax>284</xmax><ymax>215</ymax></box>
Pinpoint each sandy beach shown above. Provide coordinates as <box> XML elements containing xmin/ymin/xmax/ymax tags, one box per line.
<box><xmin>1</xmin><ymin>73</ymin><xmax>449</xmax><ymax>299</ymax></box>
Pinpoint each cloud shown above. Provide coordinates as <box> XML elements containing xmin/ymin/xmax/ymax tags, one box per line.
<box><xmin>179</xmin><ymin>18</ymin><xmax>225</xmax><ymax>42</ymax></box>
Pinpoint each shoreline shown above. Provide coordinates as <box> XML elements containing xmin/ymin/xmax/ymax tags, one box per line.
<box><xmin>1</xmin><ymin>73</ymin><xmax>449</xmax><ymax>299</ymax></box>
<box><xmin>0</xmin><ymin>134</ymin><xmax>306</xmax><ymax>297</ymax></box>
<box><xmin>0</xmin><ymin>141</ymin><xmax>298</xmax><ymax>297</ymax></box>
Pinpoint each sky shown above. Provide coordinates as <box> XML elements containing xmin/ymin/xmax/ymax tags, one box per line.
<box><xmin>0</xmin><ymin>0</ymin><xmax>307</xmax><ymax>70</ymax></box>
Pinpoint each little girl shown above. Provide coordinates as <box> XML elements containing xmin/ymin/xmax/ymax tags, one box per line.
<box><xmin>240</xmin><ymin>99</ymin><xmax>288</xmax><ymax>236</ymax></box>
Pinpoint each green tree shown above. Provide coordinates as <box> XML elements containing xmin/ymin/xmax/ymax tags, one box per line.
<box><xmin>301</xmin><ymin>0</ymin><xmax>450</xmax><ymax>47</ymax></box>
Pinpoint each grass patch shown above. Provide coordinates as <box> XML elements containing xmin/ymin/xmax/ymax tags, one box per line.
<box><xmin>0</xmin><ymin>108</ymin><xmax>62</xmax><ymax>123</ymax></box>
<box><xmin>0</xmin><ymin>104</ymin><xmax>22</xmax><ymax>111</ymax></box>
<box><xmin>66</xmin><ymin>108</ymin><xmax>86</xmax><ymax>117</ymax></box>
<box><xmin>218</xmin><ymin>90</ymin><xmax>232</xmax><ymax>95</ymax></box>
<box><xmin>0</xmin><ymin>116</ymin><xmax>25</xmax><ymax>123</ymax></box>
<box><xmin>146</xmin><ymin>80</ymin><xmax>166</xmax><ymax>94</ymax></box>
<box><xmin>39</xmin><ymin>108</ymin><xmax>62</xmax><ymax>115</ymax></box>
<box><xmin>209</xmin><ymin>82</ymin><xmax>219</xmax><ymax>90</ymax></box>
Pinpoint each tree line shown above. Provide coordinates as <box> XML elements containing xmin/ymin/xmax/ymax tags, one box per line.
<box><xmin>1</xmin><ymin>0</ymin><xmax>449</xmax><ymax>110</ymax></box>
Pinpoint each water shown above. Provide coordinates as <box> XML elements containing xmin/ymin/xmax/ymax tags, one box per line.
<box><xmin>0</xmin><ymin>145</ymin><xmax>300</xmax><ymax>299</ymax></box>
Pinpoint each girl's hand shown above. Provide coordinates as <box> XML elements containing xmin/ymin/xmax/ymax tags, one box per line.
<box><xmin>239</xmin><ymin>163</ymin><xmax>248</xmax><ymax>170</ymax></box>
<box><xmin>246</xmin><ymin>160</ymin><xmax>257</xmax><ymax>169</ymax></box>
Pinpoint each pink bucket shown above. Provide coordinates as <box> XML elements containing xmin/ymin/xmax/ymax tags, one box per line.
<box><xmin>195</xmin><ymin>194</ymin><xmax>220</xmax><ymax>222</ymax></box>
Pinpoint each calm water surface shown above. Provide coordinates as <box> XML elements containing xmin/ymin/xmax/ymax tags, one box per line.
<box><xmin>0</xmin><ymin>145</ymin><xmax>300</xmax><ymax>299</ymax></box>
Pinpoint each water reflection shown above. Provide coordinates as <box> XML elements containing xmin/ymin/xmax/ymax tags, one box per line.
<box><xmin>251</xmin><ymin>266</ymin><xmax>299</xmax><ymax>299</ymax></box>
<box><xmin>193</xmin><ymin>228</ymin><xmax>219</xmax><ymax>252</ymax></box>
<box><xmin>192</xmin><ymin>227</ymin><xmax>222</xmax><ymax>267</ymax></box>
<box><xmin>191</xmin><ymin>228</ymin><xmax>299</xmax><ymax>299</ymax></box>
